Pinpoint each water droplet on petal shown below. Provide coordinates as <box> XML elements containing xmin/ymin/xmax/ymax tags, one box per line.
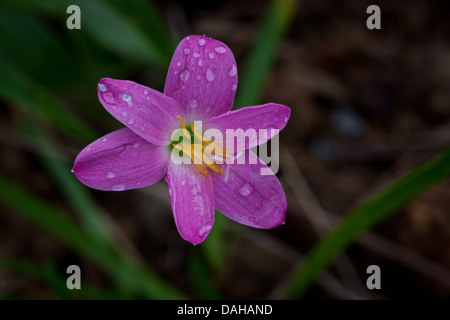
<box><xmin>143</xmin><ymin>89</ymin><xmax>149</xmax><ymax>95</ymax></box>
<box><xmin>238</xmin><ymin>183</ymin><xmax>253</xmax><ymax>197</ymax></box>
<box><xmin>128</xmin><ymin>118</ymin><xmax>134</xmax><ymax>125</ymax></box>
<box><xmin>98</xmin><ymin>84</ymin><xmax>107</xmax><ymax>92</ymax></box>
<box><xmin>102</xmin><ymin>138</ymin><xmax>108</xmax><ymax>143</ymax></box>
<box><xmin>197</xmin><ymin>59</ymin><xmax>204</xmax><ymax>67</ymax></box>
<box><xmin>206</xmin><ymin>68</ymin><xmax>215</xmax><ymax>81</ymax></box>
<box><xmin>208</xmin><ymin>52</ymin><xmax>214</xmax><ymax>59</ymax></box>
<box><xmin>214</xmin><ymin>46</ymin><xmax>227</xmax><ymax>54</ymax></box>
<box><xmin>180</xmin><ymin>69</ymin><xmax>190</xmax><ymax>82</ymax></box>
<box><xmin>188</xmin><ymin>99</ymin><xmax>198</xmax><ymax>109</ymax></box>
<box><xmin>196</xmin><ymin>75</ymin><xmax>201</xmax><ymax>80</ymax></box>
<box><xmin>228</xmin><ymin>64</ymin><xmax>237</xmax><ymax>77</ymax></box>
<box><xmin>184</xmin><ymin>48</ymin><xmax>190</xmax><ymax>55</ymax></box>
<box><xmin>198</xmin><ymin>225</ymin><xmax>212</xmax><ymax>237</ymax></box>
<box><xmin>111</xmin><ymin>184</ymin><xmax>125</xmax><ymax>191</ymax></box>
<box><xmin>176</xmin><ymin>61</ymin><xmax>181</xmax><ymax>67</ymax></box>
<box><xmin>106</xmin><ymin>171</ymin><xmax>116</xmax><ymax>179</ymax></box>
<box><xmin>122</xmin><ymin>93</ymin><xmax>131</xmax><ymax>101</ymax></box>
<box><xmin>193</xmin><ymin>51</ymin><xmax>201</xmax><ymax>58</ymax></box>
<box><xmin>231</xmin><ymin>83</ymin><xmax>237</xmax><ymax>91</ymax></box>
<box><xmin>121</xmin><ymin>111</ymin><xmax>127</xmax><ymax>116</ymax></box>
<box><xmin>182</xmin><ymin>180</ymin><xmax>186</xmax><ymax>186</ymax></box>
<box><xmin>198</xmin><ymin>38</ymin><xmax>206</xmax><ymax>46</ymax></box>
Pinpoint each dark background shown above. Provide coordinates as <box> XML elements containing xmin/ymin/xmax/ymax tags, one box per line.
<box><xmin>0</xmin><ymin>0</ymin><xmax>449</xmax><ymax>299</ymax></box>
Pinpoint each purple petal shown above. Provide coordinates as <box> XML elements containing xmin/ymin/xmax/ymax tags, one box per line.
<box><xmin>73</xmin><ymin>128</ymin><xmax>169</xmax><ymax>191</ymax></box>
<box><xmin>165</xmin><ymin>161</ymin><xmax>215</xmax><ymax>244</ymax></box>
<box><xmin>164</xmin><ymin>35</ymin><xmax>238</xmax><ymax>121</ymax></box>
<box><xmin>98</xmin><ymin>78</ymin><xmax>184</xmax><ymax>146</ymax></box>
<box><xmin>210</xmin><ymin>151</ymin><xmax>286</xmax><ymax>229</ymax></box>
<box><xmin>204</xmin><ymin>103</ymin><xmax>290</xmax><ymax>153</ymax></box>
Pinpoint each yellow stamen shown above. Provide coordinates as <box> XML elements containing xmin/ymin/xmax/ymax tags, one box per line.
<box><xmin>177</xmin><ymin>115</ymin><xmax>191</xmax><ymax>139</ymax></box>
<box><xmin>173</xmin><ymin>116</ymin><xmax>227</xmax><ymax>176</ymax></box>
<box><xmin>190</xmin><ymin>124</ymin><xmax>232</xmax><ymax>158</ymax></box>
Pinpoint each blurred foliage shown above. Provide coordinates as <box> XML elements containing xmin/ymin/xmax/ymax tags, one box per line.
<box><xmin>0</xmin><ymin>0</ymin><xmax>449</xmax><ymax>300</ymax></box>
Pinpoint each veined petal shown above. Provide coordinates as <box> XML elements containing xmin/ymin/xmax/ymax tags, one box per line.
<box><xmin>204</xmin><ymin>103</ymin><xmax>290</xmax><ymax>153</ymax></box>
<box><xmin>164</xmin><ymin>35</ymin><xmax>238</xmax><ymax>122</ymax></box>
<box><xmin>210</xmin><ymin>151</ymin><xmax>286</xmax><ymax>229</ymax></box>
<box><xmin>165</xmin><ymin>161</ymin><xmax>215</xmax><ymax>244</ymax></box>
<box><xmin>72</xmin><ymin>128</ymin><xmax>169</xmax><ymax>191</ymax></box>
<box><xmin>98</xmin><ymin>78</ymin><xmax>184</xmax><ymax>146</ymax></box>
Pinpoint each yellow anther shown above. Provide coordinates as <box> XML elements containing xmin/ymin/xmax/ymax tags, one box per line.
<box><xmin>173</xmin><ymin>118</ymin><xmax>228</xmax><ymax>177</ymax></box>
<box><xmin>190</xmin><ymin>124</ymin><xmax>232</xmax><ymax>158</ymax></box>
<box><xmin>177</xmin><ymin>115</ymin><xmax>191</xmax><ymax>139</ymax></box>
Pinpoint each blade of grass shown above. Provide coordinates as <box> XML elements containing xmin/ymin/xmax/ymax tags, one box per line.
<box><xmin>286</xmin><ymin>147</ymin><xmax>450</xmax><ymax>298</ymax></box>
<box><xmin>0</xmin><ymin>174</ymin><xmax>187</xmax><ymax>299</ymax></box>
<box><xmin>188</xmin><ymin>250</ymin><xmax>223</xmax><ymax>299</ymax></box>
<box><xmin>0</xmin><ymin>56</ymin><xmax>97</xmax><ymax>142</ymax></box>
<box><xmin>2</xmin><ymin>0</ymin><xmax>171</xmax><ymax>68</ymax></box>
<box><xmin>19</xmin><ymin>121</ymin><xmax>112</xmax><ymax>248</ymax></box>
<box><xmin>234</xmin><ymin>0</ymin><xmax>296</xmax><ymax>108</ymax></box>
<box><xmin>1</xmin><ymin>259</ymin><xmax>126</xmax><ymax>299</ymax></box>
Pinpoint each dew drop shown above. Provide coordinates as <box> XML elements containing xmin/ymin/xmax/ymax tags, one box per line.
<box><xmin>208</xmin><ymin>52</ymin><xmax>214</xmax><ymax>59</ymax></box>
<box><xmin>106</xmin><ymin>171</ymin><xmax>116</xmax><ymax>179</ymax></box>
<box><xmin>206</xmin><ymin>68</ymin><xmax>215</xmax><ymax>81</ymax></box>
<box><xmin>188</xmin><ymin>99</ymin><xmax>198</xmax><ymax>109</ymax></box>
<box><xmin>227</xmin><ymin>64</ymin><xmax>237</xmax><ymax>77</ymax></box>
<box><xmin>214</xmin><ymin>46</ymin><xmax>227</xmax><ymax>54</ymax></box>
<box><xmin>231</xmin><ymin>83</ymin><xmax>237</xmax><ymax>91</ymax></box>
<box><xmin>198</xmin><ymin>59</ymin><xmax>204</xmax><ymax>67</ymax></box>
<box><xmin>128</xmin><ymin>118</ymin><xmax>134</xmax><ymax>125</ymax></box>
<box><xmin>198</xmin><ymin>225</ymin><xmax>212</xmax><ymax>237</ymax></box>
<box><xmin>180</xmin><ymin>69</ymin><xmax>190</xmax><ymax>82</ymax></box>
<box><xmin>122</xmin><ymin>93</ymin><xmax>131</xmax><ymax>101</ymax></box>
<box><xmin>176</xmin><ymin>61</ymin><xmax>181</xmax><ymax>67</ymax></box>
<box><xmin>121</xmin><ymin>111</ymin><xmax>128</xmax><ymax>116</ymax></box>
<box><xmin>111</xmin><ymin>184</ymin><xmax>125</xmax><ymax>191</ymax></box>
<box><xmin>101</xmin><ymin>138</ymin><xmax>108</xmax><ymax>143</ymax></box>
<box><xmin>143</xmin><ymin>89</ymin><xmax>149</xmax><ymax>95</ymax></box>
<box><xmin>183</xmin><ymin>48</ymin><xmax>190</xmax><ymax>55</ymax></box>
<box><xmin>98</xmin><ymin>84</ymin><xmax>107</xmax><ymax>92</ymax></box>
<box><xmin>198</xmin><ymin>38</ymin><xmax>206</xmax><ymax>46</ymax></box>
<box><xmin>196</xmin><ymin>75</ymin><xmax>201</xmax><ymax>80</ymax></box>
<box><xmin>238</xmin><ymin>183</ymin><xmax>253</xmax><ymax>197</ymax></box>
<box><xmin>193</xmin><ymin>51</ymin><xmax>201</xmax><ymax>58</ymax></box>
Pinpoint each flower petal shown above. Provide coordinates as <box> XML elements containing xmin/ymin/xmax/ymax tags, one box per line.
<box><xmin>210</xmin><ymin>151</ymin><xmax>286</xmax><ymax>229</ymax></box>
<box><xmin>98</xmin><ymin>78</ymin><xmax>184</xmax><ymax>146</ymax></box>
<box><xmin>164</xmin><ymin>35</ymin><xmax>238</xmax><ymax>122</ymax></box>
<box><xmin>165</xmin><ymin>161</ymin><xmax>215</xmax><ymax>244</ymax></box>
<box><xmin>72</xmin><ymin>128</ymin><xmax>169</xmax><ymax>191</ymax></box>
<box><xmin>204</xmin><ymin>103</ymin><xmax>290</xmax><ymax>153</ymax></box>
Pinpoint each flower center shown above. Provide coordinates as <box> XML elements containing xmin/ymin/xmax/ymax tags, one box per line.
<box><xmin>171</xmin><ymin>115</ymin><xmax>230</xmax><ymax>176</ymax></box>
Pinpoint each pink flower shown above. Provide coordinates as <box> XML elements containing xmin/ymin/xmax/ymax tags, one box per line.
<box><xmin>72</xmin><ymin>35</ymin><xmax>290</xmax><ymax>244</ymax></box>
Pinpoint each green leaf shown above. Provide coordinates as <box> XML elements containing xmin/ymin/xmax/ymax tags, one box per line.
<box><xmin>188</xmin><ymin>250</ymin><xmax>222</xmax><ymax>299</ymax></box>
<box><xmin>0</xmin><ymin>56</ymin><xmax>97</xmax><ymax>142</ymax></box>
<box><xmin>0</xmin><ymin>174</ymin><xmax>187</xmax><ymax>299</ymax></box>
<box><xmin>286</xmin><ymin>147</ymin><xmax>450</xmax><ymax>298</ymax></box>
<box><xmin>234</xmin><ymin>0</ymin><xmax>296</xmax><ymax>108</ymax></box>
